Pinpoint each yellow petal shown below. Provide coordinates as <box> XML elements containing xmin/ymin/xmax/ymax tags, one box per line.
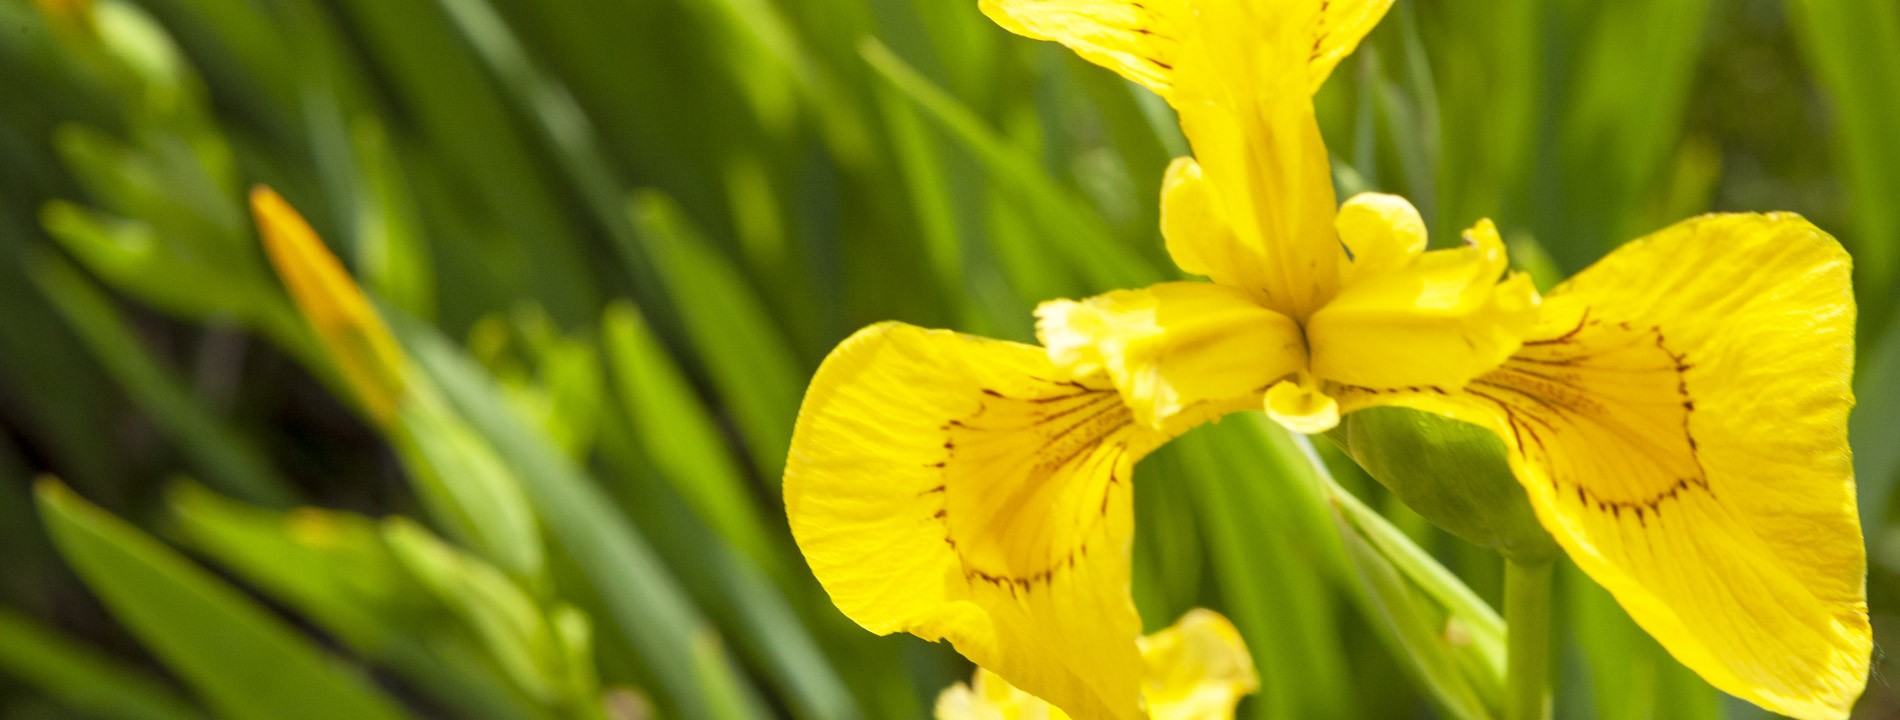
<box><xmin>978</xmin><ymin>0</ymin><xmax>1390</xmax><ymax>99</ymax></box>
<box><xmin>1306</xmin><ymin>0</ymin><xmax>1396</xmax><ymax>92</ymax></box>
<box><xmin>933</xmin><ymin>609</ymin><xmax>1259</xmax><ymax>720</ymax></box>
<box><xmin>1334</xmin><ymin>192</ymin><xmax>1427</xmax><ymax>282</ymax></box>
<box><xmin>1264</xmin><ymin>379</ymin><xmax>1339</xmax><ymax>434</ymax></box>
<box><xmin>1306</xmin><ymin>218</ymin><xmax>1540</xmax><ymax>389</ymax></box>
<box><xmin>251</xmin><ymin>186</ymin><xmax>406</xmax><ymax>423</ymax></box>
<box><xmin>978</xmin><ymin>0</ymin><xmax>1189</xmax><ymax>96</ymax></box>
<box><xmin>1338</xmin><ymin>214</ymin><xmax>1869</xmax><ymax>719</ymax></box>
<box><xmin>787</xmin><ymin>322</ymin><xmax>1174</xmax><ymax>720</ymax></box>
<box><xmin>1138</xmin><ymin>609</ymin><xmax>1259</xmax><ymax>720</ymax></box>
<box><xmin>1161</xmin><ymin>157</ymin><xmax>1275</xmax><ymax>292</ymax></box>
<box><xmin>1035</xmin><ymin>282</ymin><xmax>1305</xmax><ymax>429</ymax></box>
<box><xmin>1168</xmin><ymin>0</ymin><xmax>1341</xmax><ymax>319</ymax></box>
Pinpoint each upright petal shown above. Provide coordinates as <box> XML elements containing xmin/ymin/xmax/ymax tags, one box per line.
<box><xmin>1338</xmin><ymin>214</ymin><xmax>1869</xmax><ymax>719</ymax></box>
<box><xmin>978</xmin><ymin>0</ymin><xmax>1191</xmax><ymax>96</ymax></box>
<box><xmin>1306</xmin><ymin>0</ymin><xmax>1396</xmax><ymax>92</ymax></box>
<box><xmin>787</xmin><ymin>323</ymin><xmax>1175</xmax><ymax>720</ymax></box>
<box><xmin>1036</xmin><ymin>281</ymin><xmax>1305</xmax><ymax>429</ymax></box>
<box><xmin>1169</xmin><ymin>0</ymin><xmax>1341</xmax><ymax>318</ymax></box>
<box><xmin>1306</xmin><ymin>217</ymin><xmax>1540</xmax><ymax>389</ymax></box>
<box><xmin>977</xmin><ymin>0</ymin><xmax>1394</xmax><ymax>98</ymax></box>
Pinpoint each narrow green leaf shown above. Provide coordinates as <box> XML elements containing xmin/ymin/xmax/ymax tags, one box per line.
<box><xmin>391</xmin><ymin>392</ymin><xmax>546</xmax><ymax>584</ymax></box>
<box><xmin>600</xmin><ymin>301</ymin><xmax>781</xmax><ymax>577</ymax></box>
<box><xmin>627</xmin><ymin>192</ymin><xmax>804</xmax><ymax>482</ymax></box>
<box><xmin>392</xmin><ymin>315</ymin><xmax>767</xmax><ymax>720</ymax></box>
<box><xmin>1173</xmin><ymin>423</ymin><xmax>1356</xmax><ymax>720</ymax></box>
<box><xmin>860</xmin><ymin>37</ymin><xmax>1163</xmax><ymax>292</ymax></box>
<box><xmin>0</xmin><ymin>607</ymin><xmax>207</xmax><ymax>720</ymax></box>
<box><xmin>1791</xmin><ymin>0</ymin><xmax>1900</xmax><ymax>300</ymax></box>
<box><xmin>31</xmin><ymin>253</ymin><xmax>297</xmax><ymax>507</ymax></box>
<box><xmin>35</xmin><ymin>480</ymin><xmax>417</xmax><ymax>720</ymax></box>
<box><xmin>1331</xmin><ymin>500</ymin><xmax>1496</xmax><ymax>720</ymax></box>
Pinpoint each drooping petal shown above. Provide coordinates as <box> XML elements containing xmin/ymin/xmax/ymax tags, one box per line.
<box><xmin>1338</xmin><ymin>214</ymin><xmax>1869</xmax><ymax>719</ymax></box>
<box><xmin>787</xmin><ymin>322</ymin><xmax>1176</xmax><ymax>720</ymax></box>
<box><xmin>1306</xmin><ymin>218</ymin><xmax>1540</xmax><ymax>389</ymax></box>
<box><xmin>1036</xmin><ymin>281</ymin><xmax>1305</xmax><ymax>429</ymax></box>
<box><xmin>933</xmin><ymin>609</ymin><xmax>1259</xmax><ymax>720</ymax></box>
<box><xmin>1168</xmin><ymin>0</ymin><xmax>1342</xmax><ymax>319</ymax></box>
<box><xmin>977</xmin><ymin>0</ymin><xmax>1393</xmax><ymax>99</ymax></box>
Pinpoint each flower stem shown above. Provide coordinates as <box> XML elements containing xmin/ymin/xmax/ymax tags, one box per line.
<box><xmin>1504</xmin><ymin>558</ymin><xmax>1553</xmax><ymax>720</ymax></box>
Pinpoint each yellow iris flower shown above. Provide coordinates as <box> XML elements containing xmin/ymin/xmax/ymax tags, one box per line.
<box><xmin>935</xmin><ymin>609</ymin><xmax>1257</xmax><ymax>720</ymax></box>
<box><xmin>787</xmin><ymin>1</ymin><xmax>1868</xmax><ymax>719</ymax></box>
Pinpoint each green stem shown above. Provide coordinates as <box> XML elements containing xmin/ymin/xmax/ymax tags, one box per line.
<box><xmin>1504</xmin><ymin>559</ymin><xmax>1553</xmax><ymax>720</ymax></box>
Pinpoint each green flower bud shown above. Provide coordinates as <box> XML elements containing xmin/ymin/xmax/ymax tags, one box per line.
<box><xmin>1330</xmin><ymin>406</ymin><xmax>1556</xmax><ymax>562</ymax></box>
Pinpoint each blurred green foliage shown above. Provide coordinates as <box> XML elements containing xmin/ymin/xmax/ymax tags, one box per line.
<box><xmin>0</xmin><ymin>0</ymin><xmax>1895</xmax><ymax>718</ymax></box>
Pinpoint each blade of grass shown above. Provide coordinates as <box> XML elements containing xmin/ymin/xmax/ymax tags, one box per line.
<box><xmin>30</xmin><ymin>252</ymin><xmax>297</xmax><ymax>507</ymax></box>
<box><xmin>393</xmin><ymin>312</ymin><xmax>774</xmax><ymax>720</ymax></box>
<box><xmin>1791</xmin><ymin>0</ymin><xmax>1900</xmax><ymax>305</ymax></box>
<box><xmin>0</xmin><ymin>606</ymin><xmax>208</xmax><ymax>720</ymax></box>
<box><xmin>861</xmin><ymin>37</ymin><xmax>1163</xmax><ymax>292</ymax></box>
<box><xmin>627</xmin><ymin>192</ymin><xmax>805</xmax><ymax>482</ymax></box>
<box><xmin>600</xmin><ymin>302</ymin><xmax>783</xmax><ymax>580</ymax></box>
<box><xmin>35</xmin><ymin>480</ymin><xmax>417</xmax><ymax>720</ymax></box>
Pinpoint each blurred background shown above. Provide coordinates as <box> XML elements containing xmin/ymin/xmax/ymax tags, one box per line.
<box><xmin>0</xmin><ymin>0</ymin><xmax>1896</xmax><ymax>717</ymax></box>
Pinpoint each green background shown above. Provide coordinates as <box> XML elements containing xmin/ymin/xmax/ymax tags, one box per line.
<box><xmin>0</xmin><ymin>0</ymin><xmax>1896</xmax><ymax>717</ymax></box>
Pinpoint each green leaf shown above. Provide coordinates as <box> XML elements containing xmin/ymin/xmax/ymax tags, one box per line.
<box><xmin>391</xmin><ymin>391</ymin><xmax>546</xmax><ymax>584</ymax></box>
<box><xmin>165</xmin><ymin>482</ymin><xmax>426</xmax><ymax>653</ymax></box>
<box><xmin>0</xmin><ymin>606</ymin><xmax>207</xmax><ymax>720</ymax></box>
<box><xmin>1331</xmin><ymin>495</ymin><xmax>1497</xmax><ymax>720</ymax></box>
<box><xmin>600</xmin><ymin>301</ymin><xmax>781</xmax><ymax>577</ymax></box>
<box><xmin>860</xmin><ymin>37</ymin><xmax>1163</xmax><ymax>292</ymax></box>
<box><xmin>391</xmin><ymin>315</ymin><xmax>767</xmax><ymax>720</ymax></box>
<box><xmin>30</xmin><ymin>253</ymin><xmax>297</xmax><ymax>507</ymax></box>
<box><xmin>1172</xmin><ymin>422</ymin><xmax>1356</xmax><ymax>720</ymax></box>
<box><xmin>1791</xmin><ymin>0</ymin><xmax>1900</xmax><ymax>300</ymax></box>
<box><xmin>627</xmin><ymin>192</ymin><xmax>805</xmax><ymax>482</ymax></box>
<box><xmin>34</xmin><ymin>480</ymin><xmax>417</xmax><ymax>720</ymax></box>
<box><xmin>383</xmin><ymin>517</ymin><xmax>589</xmax><ymax>705</ymax></box>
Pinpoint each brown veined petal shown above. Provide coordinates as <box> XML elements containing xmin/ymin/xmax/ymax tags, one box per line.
<box><xmin>1036</xmin><ymin>281</ymin><xmax>1305</xmax><ymax>430</ymax></box>
<box><xmin>1337</xmin><ymin>214</ymin><xmax>1868</xmax><ymax>720</ymax></box>
<box><xmin>978</xmin><ymin>0</ymin><xmax>1191</xmax><ymax>95</ymax></box>
<box><xmin>1306</xmin><ymin>0</ymin><xmax>1396</xmax><ymax>92</ymax></box>
<box><xmin>787</xmin><ymin>322</ymin><xmax>1181</xmax><ymax>720</ymax></box>
<box><xmin>977</xmin><ymin>0</ymin><xmax>1393</xmax><ymax>99</ymax></box>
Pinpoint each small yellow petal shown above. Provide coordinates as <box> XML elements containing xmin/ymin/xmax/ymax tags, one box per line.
<box><xmin>1264</xmin><ymin>379</ymin><xmax>1338</xmax><ymax>434</ymax></box>
<box><xmin>788</xmin><ymin>322</ymin><xmax>1173</xmax><ymax>720</ymax></box>
<box><xmin>1139</xmin><ymin>609</ymin><xmax>1259</xmax><ymax>720</ymax></box>
<box><xmin>1339</xmin><ymin>214</ymin><xmax>1869</xmax><ymax>720</ymax></box>
<box><xmin>251</xmin><ymin>186</ymin><xmax>406</xmax><ymax>423</ymax></box>
<box><xmin>1035</xmin><ymin>282</ymin><xmax>1305</xmax><ymax>430</ymax></box>
<box><xmin>1335</xmin><ymin>192</ymin><xmax>1427</xmax><ymax>283</ymax></box>
<box><xmin>1307</xmin><ymin>218</ymin><xmax>1540</xmax><ymax>389</ymax></box>
<box><xmin>934</xmin><ymin>609</ymin><xmax>1259</xmax><ymax>720</ymax></box>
